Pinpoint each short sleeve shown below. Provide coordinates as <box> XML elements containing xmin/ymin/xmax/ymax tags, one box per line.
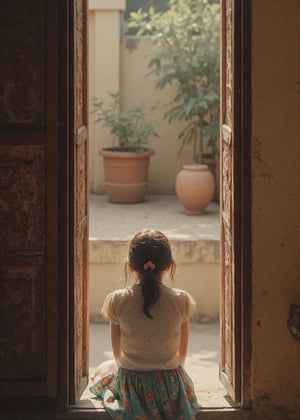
<box><xmin>183</xmin><ymin>291</ymin><xmax>196</xmax><ymax>321</ymax></box>
<box><xmin>101</xmin><ymin>292</ymin><xmax>120</xmax><ymax>324</ymax></box>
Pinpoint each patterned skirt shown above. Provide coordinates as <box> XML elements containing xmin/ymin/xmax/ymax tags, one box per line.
<box><xmin>90</xmin><ymin>365</ymin><xmax>199</xmax><ymax>419</ymax></box>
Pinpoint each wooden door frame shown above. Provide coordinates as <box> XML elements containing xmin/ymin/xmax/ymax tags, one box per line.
<box><xmin>219</xmin><ymin>0</ymin><xmax>252</xmax><ymax>408</ymax></box>
<box><xmin>57</xmin><ymin>0</ymin><xmax>71</xmax><ymax>409</ymax></box>
<box><xmin>233</xmin><ymin>0</ymin><xmax>252</xmax><ymax>408</ymax></box>
<box><xmin>238</xmin><ymin>0</ymin><xmax>252</xmax><ymax>408</ymax></box>
<box><xmin>69</xmin><ymin>0</ymin><xmax>90</xmax><ymax>404</ymax></box>
<box><xmin>56</xmin><ymin>0</ymin><xmax>89</xmax><ymax>408</ymax></box>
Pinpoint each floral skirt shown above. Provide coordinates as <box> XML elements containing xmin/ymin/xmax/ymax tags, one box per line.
<box><xmin>89</xmin><ymin>365</ymin><xmax>199</xmax><ymax>419</ymax></box>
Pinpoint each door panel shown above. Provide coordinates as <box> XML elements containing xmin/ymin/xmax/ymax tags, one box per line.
<box><xmin>220</xmin><ymin>0</ymin><xmax>240</xmax><ymax>402</ymax></box>
<box><xmin>0</xmin><ymin>0</ymin><xmax>58</xmax><ymax>398</ymax></box>
<box><xmin>220</xmin><ymin>0</ymin><xmax>251</xmax><ymax>406</ymax></box>
<box><xmin>69</xmin><ymin>0</ymin><xmax>89</xmax><ymax>404</ymax></box>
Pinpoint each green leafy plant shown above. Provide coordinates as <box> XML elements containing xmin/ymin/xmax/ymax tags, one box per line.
<box><xmin>128</xmin><ymin>0</ymin><xmax>220</xmax><ymax>162</ymax></box>
<box><xmin>92</xmin><ymin>92</ymin><xmax>159</xmax><ymax>152</ymax></box>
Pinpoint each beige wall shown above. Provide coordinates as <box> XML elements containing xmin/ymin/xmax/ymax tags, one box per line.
<box><xmin>89</xmin><ymin>0</ymin><xmax>126</xmax><ymax>193</ymax></box>
<box><xmin>251</xmin><ymin>0</ymin><xmax>300</xmax><ymax>417</ymax></box>
<box><xmin>88</xmin><ymin>3</ymin><xmax>194</xmax><ymax>194</ymax></box>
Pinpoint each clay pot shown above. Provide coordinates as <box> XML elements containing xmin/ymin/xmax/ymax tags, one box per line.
<box><xmin>175</xmin><ymin>164</ymin><xmax>215</xmax><ymax>214</ymax></box>
<box><xmin>99</xmin><ymin>148</ymin><xmax>154</xmax><ymax>203</ymax></box>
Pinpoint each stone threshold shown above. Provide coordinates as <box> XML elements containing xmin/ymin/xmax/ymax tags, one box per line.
<box><xmin>68</xmin><ymin>407</ymin><xmax>251</xmax><ymax>420</ymax></box>
<box><xmin>1</xmin><ymin>407</ymin><xmax>252</xmax><ymax>420</ymax></box>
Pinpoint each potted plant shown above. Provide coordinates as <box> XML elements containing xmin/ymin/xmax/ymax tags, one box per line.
<box><xmin>92</xmin><ymin>92</ymin><xmax>159</xmax><ymax>203</ymax></box>
<box><xmin>129</xmin><ymin>0</ymin><xmax>220</xmax><ymax>213</ymax></box>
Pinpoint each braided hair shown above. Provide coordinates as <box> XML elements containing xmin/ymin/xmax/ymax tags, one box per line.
<box><xmin>125</xmin><ymin>230</ymin><xmax>176</xmax><ymax>319</ymax></box>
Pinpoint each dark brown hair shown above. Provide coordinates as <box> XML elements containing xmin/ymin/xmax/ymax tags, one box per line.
<box><xmin>125</xmin><ymin>230</ymin><xmax>176</xmax><ymax>319</ymax></box>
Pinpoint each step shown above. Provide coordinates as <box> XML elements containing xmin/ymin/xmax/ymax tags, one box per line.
<box><xmin>89</xmin><ymin>194</ymin><xmax>220</xmax><ymax>322</ymax></box>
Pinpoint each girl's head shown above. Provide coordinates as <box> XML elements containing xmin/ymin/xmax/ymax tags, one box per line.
<box><xmin>128</xmin><ymin>230</ymin><xmax>175</xmax><ymax>277</ymax></box>
<box><xmin>125</xmin><ymin>230</ymin><xmax>176</xmax><ymax>318</ymax></box>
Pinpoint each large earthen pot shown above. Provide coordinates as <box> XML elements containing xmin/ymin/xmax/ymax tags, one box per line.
<box><xmin>175</xmin><ymin>164</ymin><xmax>215</xmax><ymax>214</ymax></box>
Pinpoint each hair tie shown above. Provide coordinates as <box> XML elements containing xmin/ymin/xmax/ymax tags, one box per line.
<box><xmin>143</xmin><ymin>260</ymin><xmax>156</xmax><ymax>270</ymax></box>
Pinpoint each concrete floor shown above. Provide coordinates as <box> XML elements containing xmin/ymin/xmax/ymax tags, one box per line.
<box><xmin>82</xmin><ymin>194</ymin><xmax>234</xmax><ymax>408</ymax></box>
<box><xmin>89</xmin><ymin>193</ymin><xmax>220</xmax><ymax>242</ymax></box>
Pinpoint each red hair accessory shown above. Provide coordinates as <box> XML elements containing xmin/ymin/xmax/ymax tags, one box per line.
<box><xmin>143</xmin><ymin>260</ymin><xmax>156</xmax><ymax>270</ymax></box>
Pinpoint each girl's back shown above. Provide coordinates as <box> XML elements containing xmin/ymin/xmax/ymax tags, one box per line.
<box><xmin>104</xmin><ymin>283</ymin><xmax>195</xmax><ymax>371</ymax></box>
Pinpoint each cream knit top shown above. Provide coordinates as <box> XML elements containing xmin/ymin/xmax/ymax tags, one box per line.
<box><xmin>102</xmin><ymin>283</ymin><xmax>196</xmax><ymax>371</ymax></box>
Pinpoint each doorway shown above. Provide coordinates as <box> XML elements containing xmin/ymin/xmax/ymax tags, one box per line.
<box><xmin>85</xmin><ymin>0</ymin><xmax>223</xmax><ymax>409</ymax></box>
<box><xmin>73</xmin><ymin>0</ymin><xmax>251</xmax><ymax>410</ymax></box>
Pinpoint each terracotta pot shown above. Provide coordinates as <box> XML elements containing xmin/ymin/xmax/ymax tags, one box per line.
<box><xmin>99</xmin><ymin>148</ymin><xmax>154</xmax><ymax>203</ymax></box>
<box><xmin>175</xmin><ymin>164</ymin><xmax>215</xmax><ymax>214</ymax></box>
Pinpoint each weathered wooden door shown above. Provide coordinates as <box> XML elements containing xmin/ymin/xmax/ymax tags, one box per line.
<box><xmin>220</xmin><ymin>0</ymin><xmax>251</xmax><ymax>406</ymax></box>
<box><xmin>0</xmin><ymin>0</ymin><xmax>59</xmax><ymax>399</ymax></box>
<box><xmin>68</xmin><ymin>0</ymin><xmax>89</xmax><ymax>404</ymax></box>
<box><xmin>0</xmin><ymin>0</ymin><xmax>88</xmax><ymax>407</ymax></box>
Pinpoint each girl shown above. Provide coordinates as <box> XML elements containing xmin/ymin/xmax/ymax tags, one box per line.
<box><xmin>90</xmin><ymin>230</ymin><xmax>199</xmax><ymax>419</ymax></box>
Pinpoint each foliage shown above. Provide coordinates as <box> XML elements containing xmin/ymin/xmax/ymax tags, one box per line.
<box><xmin>124</xmin><ymin>0</ymin><xmax>168</xmax><ymax>34</ymax></box>
<box><xmin>124</xmin><ymin>0</ymin><xmax>220</xmax><ymax>34</ymax></box>
<box><xmin>92</xmin><ymin>92</ymin><xmax>159</xmax><ymax>152</ymax></box>
<box><xmin>128</xmin><ymin>0</ymin><xmax>220</xmax><ymax>162</ymax></box>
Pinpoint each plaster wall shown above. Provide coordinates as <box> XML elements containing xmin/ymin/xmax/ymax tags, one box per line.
<box><xmin>251</xmin><ymin>0</ymin><xmax>300</xmax><ymax>417</ymax></box>
<box><xmin>88</xmin><ymin>2</ymin><xmax>195</xmax><ymax>194</ymax></box>
<box><xmin>88</xmin><ymin>1</ymin><xmax>126</xmax><ymax>193</ymax></box>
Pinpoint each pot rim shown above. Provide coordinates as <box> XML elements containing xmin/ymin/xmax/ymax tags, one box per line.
<box><xmin>182</xmin><ymin>163</ymin><xmax>209</xmax><ymax>171</ymax></box>
<box><xmin>99</xmin><ymin>147</ymin><xmax>154</xmax><ymax>158</ymax></box>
